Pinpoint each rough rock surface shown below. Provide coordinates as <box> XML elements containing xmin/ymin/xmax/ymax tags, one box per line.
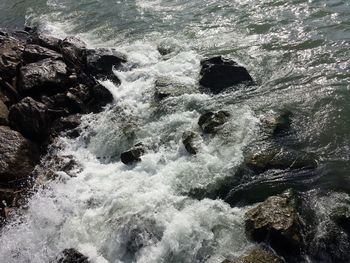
<box><xmin>222</xmin><ymin>247</ymin><xmax>282</xmax><ymax>263</ymax></box>
<box><xmin>29</xmin><ymin>33</ymin><xmax>61</xmax><ymax>52</ymax></box>
<box><xmin>60</xmin><ymin>36</ymin><xmax>86</xmax><ymax>65</ymax></box>
<box><xmin>245</xmin><ymin>196</ymin><xmax>303</xmax><ymax>257</ymax></box>
<box><xmin>50</xmin><ymin>114</ymin><xmax>82</xmax><ymax>138</ymax></box>
<box><xmin>58</xmin><ymin>248</ymin><xmax>89</xmax><ymax>263</ymax></box>
<box><xmin>199</xmin><ymin>56</ymin><xmax>253</xmax><ymax>94</ymax></box>
<box><xmin>0</xmin><ymin>34</ymin><xmax>24</xmax><ymax>80</ymax></box>
<box><xmin>0</xmin><ymin>99</ymin><xmax>9</xmax><ymax>125</ymax></box>
<box><xmin>198</xmin><ymin>110</ymin><xmax>230</xmax><ymax>133</ymax></box>
<box><xmin>0</xmin><ymin>126</ymin><xmax>40</xmax><ymax>184</ymax></box>
<box><xmin>182</xmin><ymin>131</ymin><xmax>200</xmax><ymax>155</ymax></box>
<box><xmin>86</xmin><ymin>48</ymin><xmax>126</xmax><ymax>75</ymax></box>
<box><xmin>120</xmin><ymin>143</ymin><xmax>145</xmax><ymax>164</ymax></box>
<box><xmin>23</xmin><ymin>44</ymin><xmax>62</xmax><ymax>63</ymax></box>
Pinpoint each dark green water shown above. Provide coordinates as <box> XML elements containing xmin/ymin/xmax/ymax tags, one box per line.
<box><xmin>0</xmin><ymin>0</ymin><xmax>350</xmax><ymax>262</ymax></box>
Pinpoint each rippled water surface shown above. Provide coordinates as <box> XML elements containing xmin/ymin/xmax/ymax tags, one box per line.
<box><xmin>0</xmin><ymin>0</ymin><xmax>350</xmax><ymax>262</ymax></box>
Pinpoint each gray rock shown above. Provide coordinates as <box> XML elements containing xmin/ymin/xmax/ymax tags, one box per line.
<box><xmin>154</xmin><ymin>77</ymin><xmax>194</xmax><ymax>100</ymax></box>
<box><xmin>198</xmin><ymin>110</ymin><xmax>230</xmax><ymax>133</ymax></box>
<box><xmin>18</xmin><ymin>59</ymin><xmax>68</xmax><ymax>95</ymax></box>
<box><xmin>0</xmin><ymin>99</ymin><xmax>9</xmax><ymax>125</ymax></box>
<box><xmin>0</xmin><ymin>35</ymin><xmax>24</xmax><ymax>80</ymax></box>
<box><xmin>29</xmin><ymin>33</ymin><xmax>61</xmax><ymax>52</ymax></box>
<box><xmin>222</xmin><ymin>247</ymin><xmax>282</xmax><ymax>263</ymax></box>
<box><xmin>23</xmin><ymin>44</ymin><xmax>62</xmax><ymax>63</ymax></box>
<box><xmin>9</xmin><ymin>97</ymin><xmax>51</xmax><ymax>141</ymax></box>
<box><xmin>182</xmin><ymin>131</ymin><xmax>200</xmax><ymax>155</ymax></box>
<box><xmin>60</xmin><ymin>36</ymin><xmax>87</xmax><ymax>65</ymax></box>
<box><xmin>0</xmin><ymin>126</ymin><xmax>40</xmax><ymax>184</ymax></box>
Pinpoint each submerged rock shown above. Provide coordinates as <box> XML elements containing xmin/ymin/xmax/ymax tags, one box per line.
<box><xmin>58</xmin><ymin>248</ymin><xmax>89</xmax><ymax>263</ymax></box>
<box><xmin>86</xmin><ymin>48</ymin><xmax>126</xmax><ymax>76</ymax></box>
<box><xmin>23</xmin><ymin>44</ymin><xmax>62</xmax><ymax>63</ymax></box>
<box><xmin>0</xmin><ymin>99</ymin><xmax>9</xmax><ymax>125</ymax></box>
<box><xmin>120</xmin><ymin>143</ymin><xmax>145</xmax><ymax>165</ymax></box>
<box><xmin>0</xmin><ymin>126</ymin><xmax>40</xmax><ymax>185</ymax></box>
<box><xmin>199</xmin><ymin>56</ymin><xmax>253</xmax><ymax>94</ymax></box>
<box><xmin>246</xmin><ymin>147</ymin><xmax>318</xmax><ymax>173</ymax></box>
<box><xmin>9</xmin><ymin>97</ymin><xmax>51</xmax><ymax>141</ymax></box>
<box><xmin>198</xmin><ymin>110</ymin><xmax>230</xmax><ymax>133</ymax></box>
<box><xmin>182</xmin><ymin>131</ymin><xmax>200</xmax><ymax>155</ymax></box>
<box><xmin>154</xmin><ymin>77</ymin><xmax>194</xmax><ymax>100</ymax></box>
<box><xmin>18</xmin><ymin>58</ymin><xmax>68</xmax><ymax>95</ymax></box>
<box><xmin>245</xmin><ymin>196</ymin><xmax>303</xmax><ymax>258</ymax></box>
<box><xmin>222</xmin><ymin>247</ymin><xmax>282</xmax><ymax>263</ymax></box>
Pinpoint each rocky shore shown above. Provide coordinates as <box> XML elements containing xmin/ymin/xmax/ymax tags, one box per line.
<box><xmin>0</xmin><ymin>27</ymin><xmax>340</xmax><ymax>263</ymax></box>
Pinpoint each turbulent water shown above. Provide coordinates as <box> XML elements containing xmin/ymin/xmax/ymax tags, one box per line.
<box><xmin>1</xmin><ymin>0</ymin><xmax>350</xmax><ymax>262</ymax></box>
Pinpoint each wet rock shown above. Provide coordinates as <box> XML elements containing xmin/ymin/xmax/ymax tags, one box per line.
<box><xmin>29</xmin><ymin>34</ymin><xmax>61</xmax><ymax>52</ymax></box>
<box><xmin>0</xmin><ymin>99</ymin><xmax>9</xmax><ymax>125</ymax></box>
<box><xmin>0</xmin><ymin>34</ymin><xmax>24</xmax><ymax>80</ymax></box>
<box><xmin>182</xmin><ymin>131</ymin><xmax>200</xmax><ymax>155</ymax></box>
<box><xmin>222</xmin><ymin>247</ymin><xmax>282</xmax><ymax>263</ymax></box>
<box><xmin>154</xmin><ymin>77</ymin><xmax>194</xmax><ymax>100</ymax></box>
<box><xmin>331</xmin><ymin>206</ymin><xmax>350</xmax><ymax>234</ymax></box>
<box><xmin>86</xmin><ymin>83</ymin><xmax>114</xmax><ymax>113</ymax></box>
<box><xmin>0</xmin><ymin>126</ymin><xmax>40</xmax><ymax>185</ymax></box>
<box><xmin>58</xmin><ymin>248</ymin><xmax>89</xmax><ymax>263</ymax></box>
<box><xmin>246</xmin><ymin>147</ymin><xmax>318</xmax><ymax>173</ymax></box>
<box><xmin>198</xmin><ymin>110</ymin><xmax>230</xmax><ymax>133</ymax></box>
<box><xmin>120</xmin><ymin>143</ymin><xmax>145</xmax><ymax>164</ymax></box>
<box><xmin>199</xmin><ymin>56</ymin><xmax>253</xmax><ymax>94</ymax></box>
<box><xmin>260</xmin><ymin>109</ymin><xmax>293</xmax><ymax>137</ymax></box>
<box><xmin>60</xmin><ymin>36</ymin><xmax>87</xmax><ymax>65</ymax></box>
<box><xmin>9</xmin><ymin>97</ymin><xmax>51</xmax><ymax>141</ymax></box>
<box><xmin>0</xmin><ymin>77</ymin><xmax>18</xmax><ymax>104</ymax></box>
<box><xmin>23</xmin><ymin>44</ymin><xmax>62</xmax><ymax>63</ymax></box>
<box><xmin>50</xmin><ymin>114</ymin><xmax>82</xmax><ymax>138</ymax></box>
<box><xmin>86</xmin><ymin>48</ymin><xmax>126</xmax><ymax>76</ymax></box>
<box><xmin>18</xmin><ymin>58</ymin><xmax>69</xmax><ymax>95</ymax></box>
<box><xmin>245</xmin><ymin>196</ymin><xmax>303</xmax><ymax>258</ymax></box>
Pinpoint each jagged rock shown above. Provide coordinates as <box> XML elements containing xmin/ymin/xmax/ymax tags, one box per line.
<box><xmin>0</xmin><ymin>34</ymin><xmax>24</xmax><ymax>80</ymax></box>
<box><xmin>199</xmin><ymin>56</ymin><xmax>253</xmax><ymax>94</ymax></box>
<box><xmin>58</xmin><ymin>248</ymin><xmax>89</xmax><ymax>263</ymax></box>
<box><xmin>0</xmin><ymin>99</ymin><xmax>9</xmax><ymax>125</ymax></box>
<box><xmin>222</xmin><ymin>247</ymin><xmax>282</xmax><ymax>263</ymax></box>
<box><xmin>198</xmin><ymin>110</ymin><xmax>230</xmax><ymax>133</ymax></box>
<box><xmin>182</xmin><ymin>131</ymin><xmax>200</xmax><ymax>155</ymax></box>
<box><xmin>29</xmin><ymin>33</ymin><xmax>61</xmax><ymax>52</ymax></box>
<box><xmin>86</xmin><ymin>83</ymin><xmax>114</xmax><ymax>113</ymax></box>
<box><xmin>23</xmin><ymin>44</ymin><xmax>62</xmax><ymax>63</ymax></box>
<box><xmin>246</xmin><ymin>147</ymin><xmax>318</xmax><ymax>173</ymax></box>
<box><xmin>9</xmin><ymin>97</ymin><xmax>51</xmax><ymax>141</ymax></box>
<box><xmin>0</xmin><ymin>126</ymin><xmax>40</xmax><ymax>185</ymax></box>
<box><xmin>50</xmin><ymin>114</ymin><xmax>82</xmax><ymax>138</ymax></box>
<box><xmin>120</xmin><ymin>143</ymin><xmax>145</xmax><ymax>164</ymax></box>
<box><xmin>86</xmin><ymin>48</ymin><xmax>126</xmax><ymax>76</ymax></box>
<box><xmin>245</xmin><ymin>196</ymin><xmax>303</xmax><ymax>258</ymax></box>
<box><xmin>60</xmin><ymin>36</ymin><xmax>87</xmax><ymax>65</ymax></box>
<box><xmin>0</xmin><ymin>77</ymin><xmax>18</xmax><ymax>104</ymax></box>
<box><xmin>260</xmin><ymin>110</ymin><xmax>292</xmax><ymax>137</ymax></box>
<box><xmin>18</xmin><ymin>58</ymin><xmax>69</xmax><ymax>95</ymax></box>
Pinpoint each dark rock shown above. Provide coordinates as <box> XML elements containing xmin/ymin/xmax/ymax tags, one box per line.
<box><xmin>0</xmin><ymin>126</ymin><xmax>40</xmax><ymax>185</ymax></box>
<box><xmin>0</xmin><ymin>35</ymin><xmax>24</xmax><ymax>80</ymax></box>
<box><xmin>246</xmin><ymin>147</ymin><xmax>318</xmax><ymax>173</ymax></box>
<box><xmin>0</xmin><ymin>77</ymin><xmax>18</xmax><ymax>104</ymax></box>
<box><xmin>9</xmin><ymin>97</ymin><xmax>51</xmax><ymax>141</ymax></box>
<box><xmin>120</xmin><ymin>143</ymin><xmax>145</xmax><ymax>165</ymax></box>
<box><xmin>18</xmin><ymin>58</ymin><xmax>68</xmax><ymax>95</ymax></box>
<box><xmin>245</xmin><ymin>196</ymin><xmax>303</xmax><ymax>258</ymax></box>
<box><xmin>50</xmin><ymin>114</ymin><xmax>82</xmax><ymax>138</ymax></box>
<box><xmin>86</xmin><ymin>83</ymin><xmax>114</xmax><ymax>113</ymax></box>
<box><xmin>331</xmin><ymin>206</ymin><xmax>350</xmax><ymax>234</ymax></box>
<box><xmin>182</xmin><ymin>131</ymin><xmax>200</xmax><ymax>155</ymax></box>
<box><xmin>0</xmin><ymin>188</ymin><xmax>19</xmax><ymax>223</ymax></box>
<box><xmin>199</xmin><ymin>56</ymin><xmax>253</xmax><ymax>94</ymax></box>
<box><xmin>0</xmin><ymin>99</ymin><xmax>9</xmax><ymax>125</ymax></box>
<box><xmin>23</xmin><ymin>44</ymin><xmax>62</xmax><ymax>63</ymax></box>
<box><xmin>58</xmin><ymin>248</ymin><xmax>89</xmax><ymax>263</ymax></box>
<box><xmin>60</xmin><ymin>36</ymin><xmax>87</xmax><ymax>66</ymax></box>
<box><xmin>86</xmin><ymin>48</ymin><xmax>126</xmax><ymax>75</ymax></box>
<box><xmin>198</xmin><ymin>110</ymin><xmax>230</xmax><ymax>133</ymax></box>
<box><xmin>260</xmin><ymin>110</ymin><xmax>293</xmax><ymax>137</ymax></box>
<box><xmin>222</xmin><ymin>247</ymin><xmax>282</xmax><ymax>263</ymax></box>
<box><xmin>29</xmin><ymin>34</ymin><xmax>61</xmax><ymax>52</ymax></box>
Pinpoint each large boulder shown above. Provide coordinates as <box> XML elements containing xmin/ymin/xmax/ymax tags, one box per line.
<box><xmin>0</xmin><ymin>34</ymin><xmax>24</xmax><ymax>80</ymax></box>
<box><xmin>0</xmin><ymin>99</ymin><xmax>9</xmax><ymax>125</ymax></box>
<box><xmin>199</xmin><ymin>56</ymin><xmax>253</xmax><ymax>94</ymax></box>
<box><xmin>246</xmin><ymin>147</ymin><xmax>318</xmax><ymax>173</ymax></box>
<box><xmin>120</xmin><ymin>143</ymin><xmax>145</xmax><ymax>165</ymax></box>
<box><xmin>0</xmin><ymin>126</ymin><xmax>40</xmax><ymax>185</ymax></box>
<box><xmin>23</xmin><ymin>44</ymin><xmax>62</xmax><ymax>63</ymax></box>
<box><xmin>28</xmin><ymin>33</ymin><xmax>61</xmax><ymax>52</ymax></box>
<box><xmin>60</xmin><ymin>36</ymin><xmax>86</xmax><ymax>66</ymax></box>
<box><xmin>18</xmin><ymin>58</ymin><xmax>69</xmax><ymax>95</ymax></box>
<box><xmin>58</xmin><ymin>248</ymin><xmax>89</xmax><ymax>263</ymax></box>
<box><xmin>86</xmin><ymin>48</ymin><xmax>126</xmax><ymax>76</ymax></box>
<box><xmin>198</xmin><ymin>110</ymin><xmax>230</xmax><ymax>133</ymax></box>
<box><xmin>222</xmin><ymin>247</ymin><xmax>282</xmax><ymax>263</ymax></box>
<box><xmin>9</xmin><ymin>97</ymin><xmax>51</xmax><ymax>141</ymax></box>
<box><xmin>245</xmin><ymin>196</ymin><xmax>303</xmax><ymax>258</ymax></box>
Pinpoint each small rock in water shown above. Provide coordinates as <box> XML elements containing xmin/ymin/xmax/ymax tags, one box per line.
<box><xmin>198</xmin><ymin>110</ymin><xmax>230</xmax><ymax>133</ymax></box>
<box><xmin>246</xmin><ymin>147</ymin><xmax>318</xmax><ymax>173</ymax></box>
<box><xmin>182</xmin><ymin>131</ymin><xmax>200</xmax><ymax>155</ymax></box>
<box><xmin>120</xmin><ymin>143</ymin><xmax>145</xmax><ymax>165</ymax></box>
<box><xmin>245</xmin><ymin>195</ymin><xmax>303</xmax><ymax>259</ymax></box>
<box><xmin>199</xmin><ymin>56</ymin><xmax>253</xmax><ymax>94</ymax></box>
<box><xmin>9</xmin><ymin>97</ymin><xmax>51</xmax><ymax>141</ymax></box>
<box><xmin>86</xmin><ymin>48</ymin><xmax>126</xmax><ymax>76</ymax></box>
<box><xmin>222</xmin><ymin>247</ymin><xmax>282</xmax><ymax>263</ymax></box>
<box><xmin>57</xmin><ymin>248</ymin><xmax>89</xmax><ymax>263</ymax></box>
